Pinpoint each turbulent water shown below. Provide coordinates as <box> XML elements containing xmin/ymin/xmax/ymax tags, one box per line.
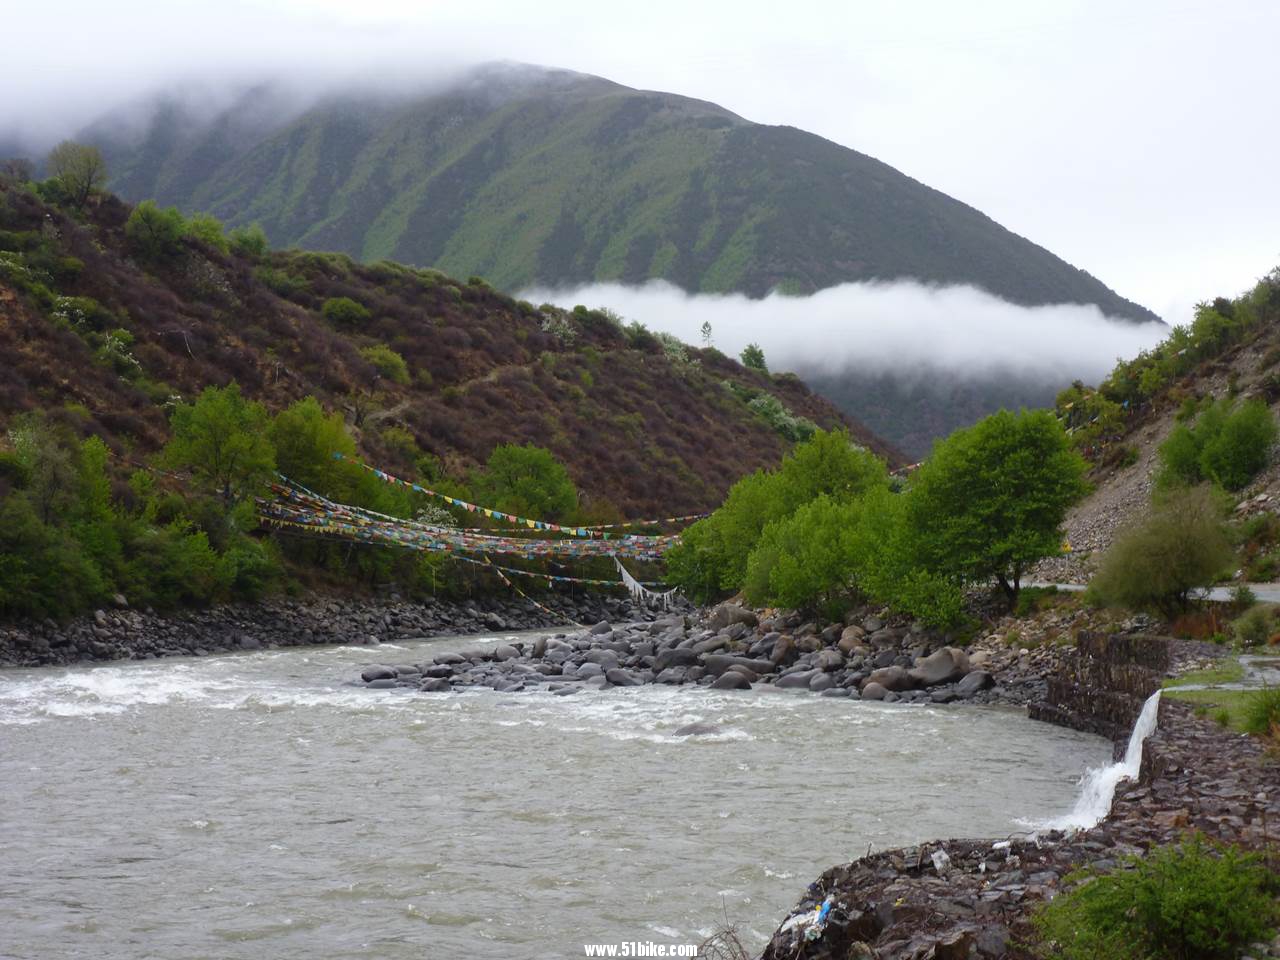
<box><xmin>0</xmin><ymin>631</ymin><xmax>1111</xmax><ymax>959</ymax></box>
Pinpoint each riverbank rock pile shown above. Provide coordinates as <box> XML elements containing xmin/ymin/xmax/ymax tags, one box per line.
<box><xmin>760</xmin><ymin>698</ymin><xmax>1280</xmax><ymax>960</ymax></box>
<box><xmin>0</xmin><ymin>593</ymin><xmax>667</xmax><ymax>668</ymax></box>
<box><xmin>357</xmin><ymin>602</ymin><xmax>1030</xmax><ymax>701</ymax></box>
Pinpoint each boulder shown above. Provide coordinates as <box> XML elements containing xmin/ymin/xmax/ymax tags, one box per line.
<box><xmin>361</xmin><ymin>665</ymin><xmax>397</xmax><ymax>683</ymax></box>
<box><xmin>655</xmin><ymin>666</ymin><xmax>688</xmax><ymax>684</ymax></box>
<box><xmin>908</xmin><ymin>646</ymin><xmax>971</xmax><ymax>687</ymax></box>
<box><xmin>775</xmin><ymin>670</ymin><xmax>818</xmax><ymax>689</ymax></box>
<box><xmin>808</xmin><ymin>673</ymin><xmax>835</xmax><ymax>692</ymax></box>
<box><xmin>693</xmin><ymin>635</ymin><xmax>729</xmax><ymax>655</ymax></box>
<box><xmin>589</xmin><ymin>621</ymin><xmax>613</xmax><ymax>634</ymax></box>
<box><xmin>838</xmin><ymin>625</ymin><xmax>866</xmax><ymax>654</ymax></box>
<box><xmin>862</xmin><ymin>616</ymin><xmax>884</xmax><ymax>633</ymax></box>
<box><xmin>433</xmin><ymin>652</ymin><xmax>466</xmax><ymax>665</ymax></box>
<box><xmin>576</xmin><ymin>661</ymin><xmax>604</xmax><ymax>679</ymax></box>
<box><xmin>711</xmin><ymin>672</ymin><xmax>751</xmax><ymax>690</ymax></box>
<box><xmin>815</xmin><ymin>648</ymin><xmax>844</xmax><ymax>671</ymax></box>
<box><xmin>530</xmin><ymin>636</ymin><xmax>548</xmax><ymax>659</ymax></box>
<box><xmin>673</xmin><ymin>721</ymin><xmax>722</xmax><ymax>736</ymax></box>
<box><xmin>956</xmin><ymin>670</ymin><xmax>994</xmax><ymax>696</ymax></box>
<box><xmin>863</xmin><ymin>665</ymin><xmax>915</xmax><ymax>692</ymax></box>
<box><xmin>768</xmin><ymin>634</ymin><xmax>796</xmax><ymax>665</ymax></box>
<box><xmin>605</xmin><ymin>668</ymin><xmax>641</xmax><ymax>686</ymax></box>
<box><xmin>419</xmin><ymin>678</ymin><xmax>452</xmax><ymax>692</ymax></box>
<box><xmin>820</xmin><ymin>687</ymin><xmax>851</xmax><ymax>698</ymax></box>
<box><xmin>702</xmin><ymin>654</ymin><xmax>775</xmax><ymax>677</ymax></box>
<box><xmin>708</xmin><ymin>603</ymin><xmax>759</xmax><ymax>631</ymax></box>
<box><xmin>860</xmin><ymin>681</ymin><xmax>888</xmax><ymax>700</ymax></box>
<box><xmin>366</xmin><ymin>678</ymin><xmax>398</xmax><ymax>689</ymax></box>
<box><xmin>655</xmin><ymin>647</ymin><xmax>700</xmax><ymax>671</ymax></box>
<box><xmin>493</xmin><ymin>644</ymin><xmax>521</xmax><ymax>662</ymax></box>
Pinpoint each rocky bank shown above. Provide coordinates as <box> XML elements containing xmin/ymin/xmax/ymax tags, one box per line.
<box><xmin>0</xmin><ymin>592</ymin><xmax>675</xmax><ymax>669</ymax></box>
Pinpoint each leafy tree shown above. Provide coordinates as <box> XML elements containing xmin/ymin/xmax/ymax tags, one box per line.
<box><xmin>472</xmin><ymin>443</ymin><xmax>577</xmax><ymax>521</ymax></box>
<box><xmin>358</xmin><ymin>343</ymin><xmax>410</xmax><ymax>384</ymax></box>
<box><xmin>125</xmin><ymin>200</ymin><xmax>187</xmax><ymax>262</ymax></box>
<box><xmin>700</xmin><ymin>320</ymin><xmax>713</xmax><ymax>346</ymax></box>
<box><xmin>44</xmin><ymin>140</ymin><xmax>106</xmax><ymax>210</ymax></box>
<box><xmin>740</xmin><ymin>342</ymin><xmax>768</xmax><ymax>372</ymax></box>
<box><xmin>744</xmin><ymin>495</ymin><xmax>860</xmax><ymax>615</ymax></box>
<box><xmin>1089</xmin><ymin>486</ymin><xmax>1233</xmax><ymax>614</ymax></box>
<box><xmin>1157</xmin><ymin>398</ymin><xmax>1277</xmax><ymax>491</ymax></box>
<box><xmin>321</xmin><ymin>296</ymin><xmax>371</xmax><ymax>326</ymax></box>
<box><xmin>228</xmin><ymin>223</ymin><xmax>269</xmax><ymax>259</ymax></box>
<box><xmin>185</xmin><ymin>212</ymin><xmax>229</xmax><ymax>253</ymax></box>
<box><xmin>904</xmin><ymin>409</ymin><xmax>1087</xmax><ymax>609</ymax></box>
<box><xmin>162</xmin><ymin>384</ymin><xmax>275</xmax><ymax>504</ymax></box>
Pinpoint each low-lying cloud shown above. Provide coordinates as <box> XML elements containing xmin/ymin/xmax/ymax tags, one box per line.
<box><xmin>521</xmin><ymin>280</ymin><xmax>1168</xmax><ymax>382</ymax></box>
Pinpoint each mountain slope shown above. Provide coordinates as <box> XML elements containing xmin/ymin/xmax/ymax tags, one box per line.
<box><xmin>0</xmin><ymin>177</ymin><xmax>897</xmax><ymax>516</ymax></box>
<box><xmin>81</xmin><ymin>64</ymin><xmax>1156</xmax><ymax>321</ymax></box>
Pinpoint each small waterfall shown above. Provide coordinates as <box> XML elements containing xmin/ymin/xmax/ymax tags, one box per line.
<box><xmin>1041</xmin><ymin>689</ymin><xmax>1162</xmax><ymax>832</ymax></box>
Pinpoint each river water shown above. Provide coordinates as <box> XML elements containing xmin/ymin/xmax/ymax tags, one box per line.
<box><xmin>0</xmin><ymin>631</ymin><xmax>1111</xmax><ymax>959</ymax></box>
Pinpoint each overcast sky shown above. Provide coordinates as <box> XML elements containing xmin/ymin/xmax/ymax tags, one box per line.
<box><xmin>3</xmin><ymin>0</ymin><xmax>1277</xmax><ymax>326</ymax></box>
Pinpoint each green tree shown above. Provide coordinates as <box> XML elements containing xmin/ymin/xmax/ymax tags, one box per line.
<box><xmin>45</xmin><ymin>140</ymin><xmax>106</xmax><ymax>210</ymax></box>
<box><xmin>1089</xmin><ymin>485</ymin><xmax>1233</xmax><ymax>614</ymax></box>
<box><xmin>904</xmin><ymin>409</ymin><xmax>1088</xmax><ymax>609</ymax></box>
<box><xmin>744</xmin><ymin>495</ymin><xmax>860</xmax><ymax>614</ymax></box>
<box><xmin>321</xmin><ymin>296</ymin><xmax>371</xmax><ymax>326</ymax></box>
<box><xmin>185</xmin><ymin>212</ymin><xmax>229</xmax><ymax>253</ymax></box>
<box><xmin>228</xmin><ymin>223</ymin><xmax>269</xmax><ymax>259</ymax></box>
<box><xmin>1199</xmin><ymin>399</ymin><xmax>1277</xmax><ymax>490</ymax></box>
<box><xmin>358</xmin><ymin>343</ymin><xmax>410</xmax><ymax>384</ymax></box>
<box><xmin>740</xmin><ymin>342</ymin><xmax>768</xmax><ymax>372</ymax></box>
<box><xmin>700</xmin><ymin>321</ymin><xmax>713</xmax><ymax>346</ymax></box>
<box><xmin>162</xmin><ymin>384</ymin><xmax>275</xmax><ymax>504</ymax></box>
<box><xmin>472</xmin><ymin>444</ymin><xmax>577</xmax><ymax>521</ymax></box>
<box><xmin>125</xmin><ymin>200</ymin><xmax>188</xmax><ymax>262</ymax></box>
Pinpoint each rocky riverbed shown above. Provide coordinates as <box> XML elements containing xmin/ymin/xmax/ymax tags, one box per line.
<box><xmin>0</xmin><ymin>592</ymin><xmax>674</xmax><ymax>669</ymax></box>
<box><xmin>351</xmin><ymin>601</ymin><xmax>1060</xmax><ymax>704</ymax></box>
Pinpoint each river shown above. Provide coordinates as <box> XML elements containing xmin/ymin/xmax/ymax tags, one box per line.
<box><xmin>0</xmin><ymin>630</ymin><xmax>1111</xmax><ymax>959</ymax></box>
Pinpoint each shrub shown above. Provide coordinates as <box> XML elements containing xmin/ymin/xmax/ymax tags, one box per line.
<box><xmin>1090</xmin><ymin>486</ymin><xmax>1233</xmax><ymax>613</ymax></box>
<box><xmin>740</xmin><ymin>342</ymin><xmax>767</xmax><ymax>372</ymax></box>
<box><xmin>125</xmin><ymin>200</ymin><xmax>187</xmax><ymax>262</ymax></box>
<box><xmin>743</xmin><ymin>495</ymin><xmax>859</xmax><ymax>615</ymax></box>
<box><xmin>321</xmin><ymin>296</ymin><xmax>371</xmax><ymax>326</ymax></box>
<box><xmin>228</xmin><ymin>223</ymin><xmax>269</xmax><ymax>259</ymax></box>
<box><xmin>1157</xmin><ymin>398</ymin><xmax>1277</xmax><ymax>491</ymax></box>
<box><xmin>471</xmin><ymin>443</ymin><xmax>577</xmax><ymax>521</ymax></box>
<box><xmin>358</xmin><ymin>343</ymin><xmax>410</xmax><ymax>384</ymax></box>
<box><xmin>1032</xmin><ymin>835</ymin><xmax>1278</xmax><ymax>960</ymax></box>
<box><xmin>1243</xmin><ymin>687</ymin><xmax>1280</xmax><ymax>736</ymax></box>
<box><xmin>45</xmin><ymin>140</ymin><xmax>106</xmax><ymax>210</ymax></box>
<box><xmin>1233</xmin><ymin>604</ymin><xmax>1274</xmax><ymax>646</ymax></box>
<box><xmin>184</xmin><ymin>212</ymin><xmax>229</xmax><ymax>253</ymax></box>
<box><xmin>162</xmin><ymin>383</ymin><xmax>274</xmax><ymax>504</ymax></box>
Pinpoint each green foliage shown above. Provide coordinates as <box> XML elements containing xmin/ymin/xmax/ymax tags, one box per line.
<box><xmin>740</xmin><ymin>342</ymin><xmax>767</xmax><ymax>372</ymax></box>
<box><xmin>162</xmin><ymin>383</ymin><xmax>274</xmax><ymax>503</ymax></box>
<box><xmin>45</xmin><ymin>140</ymin><xmax>106</xmax><ymax>210</ymax></box>
<box><xmin>1243</xmin><ymin>687</ymin><xmax>1280</xmax><ymax>736</ymax></box>
<box><xmin>1233</xmin><ymin>603</ymin><xmax>1276</xmax><ymax>647</ymax></box>
<box><xmin>1158</xmin><ymin>398</ymin><xmax>1277</xmax><ymax>492</ymax></box>
<box><xmin>125</xmin><ymin>200</ymin><xmax>187</xmax><ymax>262</ymax></box>
<box><xmin>1090</xmin><ymin>486</ymin><xmax>1233</xmax><ymax>614</ymax></box>
<box><xmin>1032</xmin><ymin>835</ymin><xmax>1277</xmax><ymax>960</ymax></box>
<box><xmin>358</xmin><ymin>343</ymin><xmax>410</xmax><ymax>384</ymax></box>
<box><xmin>746</xmin><ymin>393</ymin><xmax>817</xmax><ymax>442</ymax></box>
<box><xmin>743</xmin><ymin>496</ymin><xmax>859</xmax><ymax>614</ymax></box>
<box><xmin>228</xmin><ymin>223</ymin><xmax>269</xmax><ymax>259</ymax></box>
<box><xmin>903</xmin><ymin>409</ymin><xmax>1088</xmax><ymax>608</ymax></box>
<box><xmin>471</xmin><ymin>443</ymin><xmax>577</xmax><ymax>522</ymax></box>
<box><xmin>667</xmin><ymin>429</ymin><xmax>889</xmax><ymax>601</ymax></box>
<box><xmin>184</xmin><ymin>212</ymin><xmax>229</xmax><ymax>253</ymax></box>
<box><xmin>321</xmin><ymin>296</ymin><xmax>371</xmax><ymax>326</ymax></box>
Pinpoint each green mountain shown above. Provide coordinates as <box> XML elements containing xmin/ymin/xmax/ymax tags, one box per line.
<box><xmin>83</xmin><ymin>64</ymin><xmax>1156</xmax><ymax>320</ymax></box>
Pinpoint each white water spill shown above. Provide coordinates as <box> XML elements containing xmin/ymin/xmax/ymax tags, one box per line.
<box><xmin>0</xmin><ymin>633</ymin><xmax>1113</xmax><ymax>960</ymax></box>
<box><xmin>1032</xmin><ymin>690</ymin><xmax>1162</xmax><ymax>832</ymax></box>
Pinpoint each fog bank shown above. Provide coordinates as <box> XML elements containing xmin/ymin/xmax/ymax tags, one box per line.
<box><xmin>521</xmin><ymin>280</ymin><xmax>1168</xmax><ymax>382</ymax></box>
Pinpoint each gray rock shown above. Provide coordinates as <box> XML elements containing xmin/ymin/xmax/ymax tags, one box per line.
<box><xmin>861</xmin><ymin>681</ymin><xmax>888</xmax><ymax>700</ymax></box>
<box><xmin>673</xmin><ymin>721</ymin><xmax>722</xmax><ymax>736</ymax></box>
<box><xmin>815</xmin><ymin>648</ymin><xmax>844</xmax><ymax>671</ymax></box>
<box><xmin>808</xmin><ymin>673</ymin><xmax>835</xmax><ymax>692</ymax></box>
<box><xmin>552</xmin><ymin>685</ymin><xmax>578</xmax><ymax>696</ymax></box>
<box><xmin>707</xmin><ymin>602</ymin><xmax>758</xmax><ymax>630</ymax></box>
<box><xmin>909</xmin><ymin>646</ymin><xmax>971</xmax><ymax>687</ymax></box>
<box><xmin>576</xmin><ymin>661</ymin><xmax>604</xmax><ymax>679</ymax></box>
<box><xmin>703</xmin><ymin>654</ymin><xmax>775</xmax><ymax>677</ymax></box>
<box><xmin>693</xmin><ymin>635</ymin><xmax>729</xmax><ymax>655</ymax></box>
<box><xmin>711</xmin><ymin>672</ymin><xmax>751</xmax><ymax>690</ymax></box>
<box><xmin>433</xmin><ymin>652</ymin><xmax>466</xmax><ymax>665</ymax></box>
<box><xmin>655</xmin><ymin>647</ymin><xmax>700</xmax><ymax>671</ymax></box>
<box><xmin>366</xmin><ymin>678</ymin><xmax>398</xmax><ymax>689</ymax></box>
<box><xmin>589</xmin><ymin>621</ymin><xmax>613</xmax><ymax>634</ymax></box>
<box><xmin>361</xmin><ymin>665</ymin><xmax>397</xmax><ymax>682</ymax></box>
<box><xmin>530</xmin><ymin>636</ymin><xmax>548</xmax><ymax>659</ymax></box>
<box><xmin>957</xmin><ymin>670</ymin><xmax>995</xmax><ymax>695</ymax></box>
<box><xmin>493</xmin><ymin>644</ymin><xmax>521</xmax><ymax>662</ymax></box>
<box><xmin>775</xmin><ymin>670</ymin><xmax>818</xmax><ymax>689</ymax></box>
<box><xmin>605</xmin><ymin>668</ymin><xmax>640</xmax><ymax>686</ymax></box>
<box><xmin>769</xmin><ymin>635</ymin><xmax>796</xmax><ymax>665</ymax></box>
<box><xmin>419</xmin><ymin>678</ymin><xmax>452</xmax><ymax>692</ymax></box>
<box><xmin>862</xmin><ymin>616</ymin><xmax>884</xmax><ymax>633</ymax></box>
<box><xmin>655</xmin><ymin>666</ymin><xmax>688</xmax><ymax>684</ymax></box>
<box><xmin>838</xmin><ymin>625</ymin><xmax>866</xmax><ymax>654</ymax></box>
<box><xmin>583</xmin><ymin>675</ymin><xmax>609</xmax><ymax>689</ymax></box>
<box><xmin>585</xmin><ymin>648</ymin><xmax>621</xmax><ymax>669</ymax></box>
<box><xmin>424</xmin><ymin>664</ymin><xmax>454</xmax><ymax>678</ymax></box>
<box><xmin>820</xmin><ymin>687</ymin><xmax>851</xmax><ymax>698</ymax></box>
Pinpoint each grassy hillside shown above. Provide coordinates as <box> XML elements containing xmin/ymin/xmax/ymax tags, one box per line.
<box><xmin>0</xmin><ymin>176</ymin><xmax>897</xmax><ymax>520</ymax></box>
<box><xmin>82</xmin><ymin>64</ymin><xmax>1155</xmax><ymax>320</ymax></box>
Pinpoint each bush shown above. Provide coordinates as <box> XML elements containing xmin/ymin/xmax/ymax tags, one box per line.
<box><xmin>1033</xmin><ymin>835</ymin><xmax>1277</xmax><ymax>960</ymax></box>
<box><xmin>184</xmin><ymin>212</ymin><xmax>229</xmax><ymax>253</ymax></box>
<box><xmin>321</xmin><ymin>296</ymin><xmax>371</xmax><ymax>326</ymax></box>
<box><xmin>358</xmin><ymin>343</ymin><xmax>410</xmax><ymax>384</ymax></box>
<box><xmin>1244</xmin><ymin>687</ymin><xmax>1280</xmax><ymax>736</ymax></box>
<box><xmin>125</xmin><ymin>200</ymin><xmax>187</xmax><ymax>262</ymax></box>
<box><xmin>228</xmin><ymin>223</ymin><xmax>269</xmax><ymax>259</ymax></box>
<box><xmin>471</xmin><ymin>443</ymin><xmax>577</xmax><ymax>522</ymax></box>
<box><xmin>1090</xmin><ymin>486</ymin><xmax>1233</xmax><ymax>613</ymax></box>
<box><xmin>740</xmin><ymin>342</ymin><xmax>767</xmax><ymax>372</ymax></box>
<box><xmin>1157</xmin><ymin>398</ymin><xmax>1277</xmax><ymax>491</ymax></box>
<box><xmin>1233</xmin><ymin>603</ymin><xmax>1275</xmax><ymax>646</ymax></box>
<box><xmin>743</xmin><ymin>495</ymin><xmax>859</xmax><ymax>615</ymax></box>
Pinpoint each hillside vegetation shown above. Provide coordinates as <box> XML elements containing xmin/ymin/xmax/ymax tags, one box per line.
<box><xmin>76</xmin><ymin>64</ymin><xmax>1155</xmax><ymax>320</ymax></box>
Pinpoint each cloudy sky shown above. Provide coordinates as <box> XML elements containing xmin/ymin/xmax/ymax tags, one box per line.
<box><xmin>3</xmin><ymin>0</ymin><xmax>1276</xmax><ymax>325</ymax></box>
